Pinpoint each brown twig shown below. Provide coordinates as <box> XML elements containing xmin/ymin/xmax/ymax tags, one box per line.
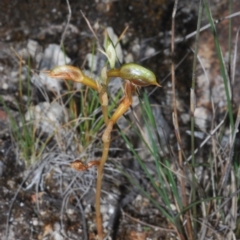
<box><xmin>60</xmin><ymin>0</ymin><xmax>72</xmax><ymax>48</ymax></box>
<box><xmin>171</xmin><ymin>1</ymin><xmax>193</xmax><ymax>239</ymax></box>
<box><xmin>123</xmin><ymin>210</ymin><xmax>177</xmax><ymax>233</ymax></box>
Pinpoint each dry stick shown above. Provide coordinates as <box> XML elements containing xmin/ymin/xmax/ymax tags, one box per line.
<box><xmin>141</xmin><ymin>11</ymin><xmax>240</xmax><ymax>66</ymax></box>
<box><xmin>172</xmin><ymin>115</ymin><xmax>188</xmax><ymax>240</ymax></box>
<box><xmin>230</xmin><ymin>168</ymin><xmax>237</xmax><ymax>231</ymax></box>
<box><xmin>231</xmin><ymin>27</ymin><xmax>240</xmax><ymax>86</ymax></box>
<box><xmin>228</xmin><ymin>0</ymin><xmax>233</xmax><ymax>75</ymax></box>
<box><xmin>171</xmin><ymin>1</ymin><xmax>193</xmax><ymax>240</ymax></box>
<box><xmin>208</xmin><ymin>188</ymin><xmax>240</xmax><ymax>222</ymax></box>
<box><xmin>60</xmin><ymin>0</ymin><xmax>72</xmax><ymax>48</ymax></box>
<box><xmin>210</xmin><ymin>102</ymin><xmax>217</xmax><ymax>199</ymax></box>
<box><xmin>80</xmin><ymin>10</ymin><xmax>104</xmax><ymax>53</ymax></box>
<box><xmin>190</xmin><ymin>1</ymin><xmax>203</xmax><ymax>236</ymax></box>
<box><xmin>123</xmin><ymin>210</ymin><xmax>177</xmax><ymax>233</ymax></box>
<box><xmin>149</xmin><ymin>12</ymin><xmax>240</xmax><ymax>98</ymax></box>
<box><xmin>184</xmin><ymin>62</ymin><xmax>225</xmax><ymax>165</ymax></box>
<box><xmin>184</xmin><ymin>118</ymin><xmax>225</xmax><ymax>165</ymax></box>
<box><xmin>219</xmin><ymin>105</ymin><xmax>240</xmax><ymax>192</ymax></box>
<box><xmin>179</xmin><ymin>11</ymin><xmax>240</xmax><ymax>43</ymax></box>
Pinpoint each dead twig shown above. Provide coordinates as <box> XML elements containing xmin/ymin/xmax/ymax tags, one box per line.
<box><xmin>171</xmin><ymin>1</ymin><xmax>193</xmax><ymax>239</ymax></box>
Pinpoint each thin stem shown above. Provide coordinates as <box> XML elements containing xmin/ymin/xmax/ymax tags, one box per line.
<box><xmin>171</xmin><ymin>0</ymin><xmax>193</xmax><ymax>239</ymax></box>
<box><xmin>98</xmin><ymin>85</ymin><xmax>109</xmax><ymax>126</ymax></box>
<box><xmin>95</xmin><ymin>121</ymin><xmax>113</xmax><ymax>240</ymax></box>
<box><xmin>228</xmin><ymin>0</ymin><xmax>232</xmax><ymax>74</ymax></box>
<box><xmin>190</xmin><ymin>0</ymin><xmax>203</xmax><ymax>236</ymax></box>
<box><xmin>101</xmin><ymin>104</ymin><xmax>109</xmax><ymax>126</ymax></box>
<box><xmin>107</xmin><ymin>69</ymin><xmax>120</xmax><ymax>78</ymax></box>
<box><xmin>203</xmin><ymin>0</ymin><xmax>234</xmax><ymax>133</ymax></box>
<box><xmin>60</xmin><ymin>0</ymin><xmax>71</xmax><ymax>49</ymax></box>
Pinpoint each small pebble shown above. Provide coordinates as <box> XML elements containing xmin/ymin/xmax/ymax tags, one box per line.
<box><xmin>32</xmin><ymin>218</ymin><xmax>39</xmax><ymax>226</ymax></box>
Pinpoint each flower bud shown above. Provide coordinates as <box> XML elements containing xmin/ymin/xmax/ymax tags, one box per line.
<box><xmin>107</xmin><ymin>63</ymin><xmax>161</xmax><ymax>87</ymax></box>
<box><xmin>46</xmin><ymin>65</ymin><xmax>98</xmax><ymax>90</ymax></box>
<box><xmin>106</xmin><ymin>42</ymin><xmax>117</xmax><ymax>69</ymax></box>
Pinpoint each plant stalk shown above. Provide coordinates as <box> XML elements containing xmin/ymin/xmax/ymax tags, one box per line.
<box><xmin>95</xmin><ymin>121</ymin><xmax>113</xmax><ymax>240</ymax></box>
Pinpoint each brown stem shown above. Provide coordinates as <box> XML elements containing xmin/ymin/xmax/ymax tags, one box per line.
<box><xmin>99</xmin><ymin>87</ymin><xmax>109</xmax><ymax>126</ymax></box>
<box><xmin>171</xmin><ymin>1</ymin><xmax>193</xmax><ymax>239</ymax></box>
<box><xmin>95</xmin><ymin>121</ymin><xmax>113</xmax><ymax>240</ymax></box>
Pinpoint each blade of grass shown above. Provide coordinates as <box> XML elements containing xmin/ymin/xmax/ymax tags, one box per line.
<box><xmin>138</xmin><ymin>93</ymin><xmax>176</xmax><ymax>208</ymax></box>
<box><xmin>118</xmin><ymin>130</ymin><xmax>189</xmax><ymax>236</ymax></box>
<box><xmin>203</xmin><ymin>0</ymin><xmax>234</xmax><ymax>133</ymax></box>
<box><xmin>119</xmin><ymin>92</ymin><xmax>192</xmax><ymax>237</ymax></box>
<box><xmin>141</xmin><ymin>131</ymin><xmax>171</xmax><ymax>208</ymax></box>
<box><xmin>120</xmin><ymin>166</ymin><xmax>173</xmax><ymax>221</ymax></box>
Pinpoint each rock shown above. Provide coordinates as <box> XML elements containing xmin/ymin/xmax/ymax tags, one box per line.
<box><xmin>25</xmin><ymin>101</ymin><xmax>68</xmax><ymax>135</ymax></box>
<box><xmin>31</xmin><ymin>43</ymin><xmax>71</xmax><ymax>93</ymax></box>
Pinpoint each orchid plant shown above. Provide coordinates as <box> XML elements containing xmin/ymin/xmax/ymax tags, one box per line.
<box><xmin>46</xmin><ymin>34</ymin><xmax>160</xmax><ymax>239</ymax></box>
